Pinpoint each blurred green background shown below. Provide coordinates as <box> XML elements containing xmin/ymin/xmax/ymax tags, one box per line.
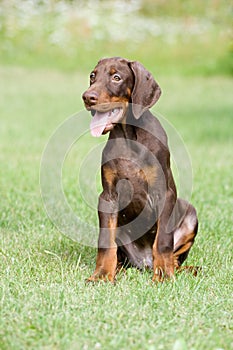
<box><xmin>0</xmin><ymin>0</ymin><xmax>232</xmax><ymax>75</ymax></box>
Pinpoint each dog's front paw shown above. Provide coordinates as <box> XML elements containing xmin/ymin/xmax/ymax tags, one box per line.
<box><xmin>152</xmin><ymin>266</ymin><xmax>164</xmax><ymax>282</ymax></box>
<box><xmin>152</xmin><ymin>267</ymin><xmax>175</xmax><ymax>282</ymax></box>
<box><xmin>152</xmin><ymin>251</ymin><xmax>175</xmax><ymax>282</ymax></box>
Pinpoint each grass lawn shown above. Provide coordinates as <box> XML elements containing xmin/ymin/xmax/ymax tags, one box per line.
<box><xmin>0</xmin><ymin>66</ymin><xmax>232</xmax><ymax>350</ymax></box>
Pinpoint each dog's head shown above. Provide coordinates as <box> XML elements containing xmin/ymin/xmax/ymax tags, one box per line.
<box><xmin>82</xmin><ymin>57</ymin><xmax>161</xmax><ymax>137</ymax></box>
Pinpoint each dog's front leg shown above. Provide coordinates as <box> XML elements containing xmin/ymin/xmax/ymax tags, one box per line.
<box><xmin>87</xmin><ymin>192</ymin><xmax>118</xmax><ymax>282</ymax></box>
<box><xmin>152</xmin><ymin>189</ymin><xmax>176</xmax><ymax>282</ymax></box>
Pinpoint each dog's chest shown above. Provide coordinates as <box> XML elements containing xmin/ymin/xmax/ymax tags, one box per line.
<box><xmin>102</xmin><ymin>135</ymin><xmax>167</xmax><ymax>218</ymax></box>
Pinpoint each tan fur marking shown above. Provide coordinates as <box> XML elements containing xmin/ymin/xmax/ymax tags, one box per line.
<box><xmin>127</xmin><ymin>87</ymin><xmax>132</xmax><ymax>97</ymax></box>
<box><xmin>174</xmin><ymin>231</ymin><xmax>195</xmax><ymax>257</ymax></box>
<box><xmin>87</xmin><ymin>215</ymin><xmax>118</xmax><ymax>282</ymax></box>
<box><xmin>110</xmin><ymin>96</ymin><xmax>129</xmax><ymax>103</ymax></box>
<box><xmin>109</xmin><ymin>67</ymin><xmax>117</xmax><ymax>75</ymax></box>
<box><xmin>152</xmin><ymin>229</ymin><xmax>175</xmax><ymax>281</ymax></box>
<box><xmin>140</xmin><ymin>166</ymin><xmax>157</xmax><ymax>186</ymax></box>
<box><xmin>104</xmin><ymin>166</ymin><xmax>116</xmax><ymax>188</ymax></box>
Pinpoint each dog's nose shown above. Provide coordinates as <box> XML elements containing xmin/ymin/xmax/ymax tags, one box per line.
<box><xmin>82</xmin><ymin>91</ymin><xmax>98</xmax><ymax>105</ymax></box>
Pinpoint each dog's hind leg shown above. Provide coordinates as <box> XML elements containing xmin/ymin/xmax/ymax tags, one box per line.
<box><xmin>173</xmin><ymin>199</ymin><xmax>198</xmax><ymax>271</ymax></box>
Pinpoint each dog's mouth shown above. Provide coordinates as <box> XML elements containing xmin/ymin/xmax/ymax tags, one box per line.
<box><xmin>90</xmin><ymin>107</ymin><xmax>125</xmax><ymax>137</ymax></box>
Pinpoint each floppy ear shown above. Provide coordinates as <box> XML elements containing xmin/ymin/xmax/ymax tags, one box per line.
<box><xmin>129</xmin><ymin>61</ymin><xmax>161</xmax><ymax>119</ymax></box>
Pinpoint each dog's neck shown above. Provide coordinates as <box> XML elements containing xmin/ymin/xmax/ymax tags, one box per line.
<box><xmin>109</xmin><ymin>110</ymin><xmax>139</xmax><ymax>140</ymax></box>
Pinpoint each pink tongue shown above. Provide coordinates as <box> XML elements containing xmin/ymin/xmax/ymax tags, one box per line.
<box><xmin>90</xmin><ymin>111</ymin><xmax>110</xmax><ymax>137</ymax></box>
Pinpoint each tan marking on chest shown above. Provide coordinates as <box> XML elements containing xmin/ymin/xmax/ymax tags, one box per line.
<box><xmin>140</xmin><ymin>166</ymin><xmax>157</xmax><ymax>185</ymax></box>
<box><xmin>104</xmin><ymin>166</ymin><xmax>117</xmax><ymax>187</ymax></box>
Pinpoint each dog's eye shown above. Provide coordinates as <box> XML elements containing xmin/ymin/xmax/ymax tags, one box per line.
<box><xmin>112</xmin><ymin>74</ymin><xmax>121</xmax><ymax>82</ymax></box>
<box><xmin>90</xmin><ymin>72</ymin><xmax>96</xmax><ymax>82</ymax></box>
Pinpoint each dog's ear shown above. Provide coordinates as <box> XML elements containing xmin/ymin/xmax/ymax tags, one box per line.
<box><xmin>129</xmin><ymin>61</ymin><xmax>161</xmax><ymax>119</ymax></box>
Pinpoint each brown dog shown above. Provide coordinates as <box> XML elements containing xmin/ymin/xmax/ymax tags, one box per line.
<box><xmin>82</xmin><ymin>57</ymin><xmax>198</xmax><ymax>282</ymax></box>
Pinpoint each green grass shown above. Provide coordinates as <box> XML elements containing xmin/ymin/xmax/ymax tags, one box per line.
<box><xmin>0</xmin><ymin>65</ymin><xmax>232</xmax><ymax>350</ymax></box>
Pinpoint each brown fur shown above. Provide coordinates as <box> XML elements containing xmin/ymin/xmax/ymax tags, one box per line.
<box><xmin>83</xmin><ymin>57</ymin><xmax>198</xmax><ymax>282</ymax></box>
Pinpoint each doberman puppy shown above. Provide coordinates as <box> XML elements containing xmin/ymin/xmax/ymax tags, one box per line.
<box><xmin>82</xmin><ymin>57</ymin><xmax>198</xmax><ymax>282</ymax></box>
